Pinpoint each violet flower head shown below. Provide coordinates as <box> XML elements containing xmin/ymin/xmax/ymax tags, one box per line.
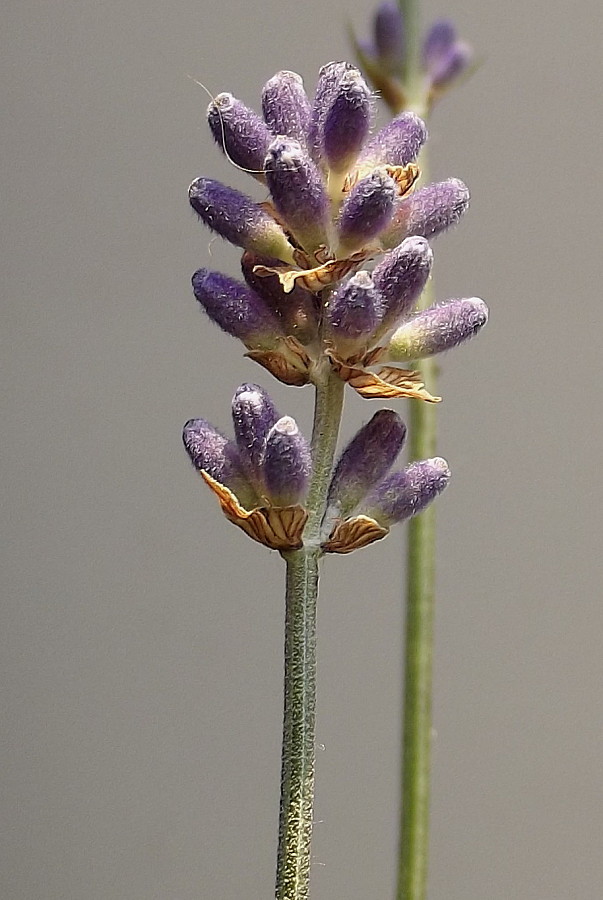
<box><xmin>363</xmin><ymin>458</ymin><xmax>451</xmax><ymax>527</ymax></box>
<box><xmin>327</xmin><ymin>409</ymin><xmax>407</xmax><ymax>520</ymax></box>
<box><xmin>192</xmin><ymin>268</ymin><xmax>283</xmax><ymax>350</ymax></box>
<box><xmin>387</xmin><ymin>298</ymin><xmax>489</xmax><ymax>361</ymax></box>
<box><xmin>262</xmin><ymin>416</ymin><xmax>312</xmax><ymax>507</ymax></box>
<box><xmin>207</xmin><ymin>93</ymin><xmax>272</xmax><ymax>181</ymax></box>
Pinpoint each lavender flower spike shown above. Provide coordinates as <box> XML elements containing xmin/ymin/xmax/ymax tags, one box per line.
<box><xmin>387</xmin><ymin>298</ymin><xmax>489</xmax><ymax>361</ymax></box>
<box><xmin>357</xmin><ymin>112</ymin><xmax>427</xmax><ymax>169</ymax></box>
<box><xmin>380</xmin><ymin>178</ymin><xmax>470</xmax><ymax>249</ymax></box>
<box><xmin>324</xmin><ymin>271</ymin><xmax>383</xmax><ymax>358</ymax></box>
<box><xmin>321</xmin><ymin>66</ymin><xmax>372</xmax><ymax>176</ymax></box>
<box><xmin>262</xmin><ymin>71</ymin><xmax>312</xmax><ymax>145</ymax></box>
<box><xmin>231</xmin><ymin>383</ymin><xmax>280</xmax><ymax>485</ymax></box>
<box><xmin>262</xmin><ymin>416</ymin><xmax>312</xmax><ymax>507</ymax></box>
<box><xmin>363</xmin><ymin>458</ymin><xmax>451</xmax><ymax>527</ymax></box>
<box><xmin>182</xmin><ymin>418</ymin><xmax>256</xmax><ymax>508</ymax></box>
<box><xmin>264</xmin><ymin>138</ymin><xmax>330</xmax><ymax>254</ymax></box>
<box><xmin>192</xmin><ymin>268</ymin><xmax>283</xmax><ymax>350</ymax></box>
<box><xmin>189</xmin><ymin>178</ymin><xmax>295</xmax><ymax>265</ymax></box>
<box><xmin>374</xmin><ymin>2</ymin><xmax>405</xmax><ymax>69</ymax></box>
<box><xmin>337</xmin><ymin>169</ymin><xmax>397</xmax><ymax>256</ymax></box>
<box><xmin>207</xmin><ymin>93</ymin><xmax>272</xmax><ymax>182</ymax></box>
<box><xmin>327</xmin><ymin>410</ymin><xmax>407</xmax><ymax>520</ymax></box>
<box><xmin>372</xmin><ymin>236</ymin><xmax>433</xmax><ymax>333</ymax></box>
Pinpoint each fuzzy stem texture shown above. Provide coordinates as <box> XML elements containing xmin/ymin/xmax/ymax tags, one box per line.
<box><xmin>395</xmin><ymin>41</ymin><xmax>438</xmax><ymax>900</ymax></box>
<box><xmin>276</xmin><ymin>367</ymin><xmax>345</xmax><ymax>900</ymax></box>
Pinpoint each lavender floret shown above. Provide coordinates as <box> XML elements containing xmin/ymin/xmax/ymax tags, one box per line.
<box><xmin>262</xmin><ymin>71</ymin><xmax>312</xmax><ymax>145</ymax></box>
<box><xmin>325</xmin><ymin>271</ymin><xmax>383</xmax><ymax>357</ymax></box>
<box><xmin>372</xmin><ymin>236</ymin><xmax>433</xmax><ymax>332</ymax></box>
<box><xmin>231</xmin><ymin>383</ymin><xmax>280</xmax><ymax>485</ymax></box>
<box><xmin>364</xmin><ymin>458</ymin><xmax>451</xmax><ymax>526</ymax></box>
<box><xmin>192</xmin><ymin>268</ymin><xmax>282</xmax><ymax>349</ymax></box>
<box><xmin>262</xmin><ymin>416</ymin><xmax>312</xmax><ymax>506</ymax></box>
<box><xmin>307</xmin><ymin>61</ymin><xmax>356</xmax><ymax>162</ymax></box>
<box><xmin>182</xmin><ymin>418</ymin><xmax>256</xmax><ymax>508</ymax></box>
<box><xmin>388</xmin><ymin>298</ymin><xmax>488</xmax><ymax>361</ymax></box>
<box><xmin>207</xmin><ymin>93</ymin><xmax>272</xmax><ymax>182</ymax></box>
<box><xmin>422</xmin><ymin>20</ymin><xmax>457</xmax><ymax>71</ymax></box>
<box><xmin>321</xmin><ymin>67</ymin><xmax>372</xmax><ymax>175</ymax></box>
<box><xmin>358</xmin><ymin>112</ymin><xmax>427</xmax><ymax>169</ymax></box>
<box><xmin>338</xmin><ymin>169</ymin><xmax>397</xmax><ymax>255</ymax></box>
<box><xmin>374</xmin><ymin>2</ymin><xmax>405</xmax><ymax>67</ymax></box>
<box><xmin>380</xmin><ymin>178</ymin><xmax>470</xmax><ymax>248</ymax></box>
<box><xmin>327</xmin><ymin>410</ymin><xmax>407</xmax><ymax>519</ymax></box>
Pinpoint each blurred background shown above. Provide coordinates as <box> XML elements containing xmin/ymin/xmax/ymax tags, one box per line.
<box><xmin>3</xmin><ymin>0</ymin><xmax>603</xmax><ymax>897</ymax></box>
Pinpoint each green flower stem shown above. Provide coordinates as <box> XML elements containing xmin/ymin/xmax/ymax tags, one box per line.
<box><xmin>276</xmin><ymin>368</ymin><xmax>345</xmax><ymax>900</ymax></box>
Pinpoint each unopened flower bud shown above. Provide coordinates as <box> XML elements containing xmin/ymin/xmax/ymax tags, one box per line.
<box><xmin>241</xmin><ymin>252</ymin><xmax>318</xmax><ymax>344</ymax></box>
<box><xmin>324</xmin><ymin>271</ymin><xmax>383</xmax><ymax>357</ymax></box>
<box><xmin>182</xmin><ymin>418</ymin><xmax>256</xmax><ymax>508</ymax></box>
<box><xmin>308</xmin><ymin>61</ymin><xmax>356</xmax><ymax>162</ymax></box>
<box><xmin>374</xmin><ymin>2</ymin><xmax>405</xmax><ymax>68</ymax></box>
<box><xmin>372</xmin><ymin>236</ymin><xmax>433</xmax><ymax>332</ymax></box>
<box><xmin>358</xmin><ymin>112</ymin><xmax>427</xmax><ymax>169</ymax></box>
<box><xmin>337</xmin><ymin>169</ymin><xmax>397</xmax><ymax>255</ymax></box>
<box><xmin>262</xmin><ymin>71</ymin><xmax>312</xmax><ymax>145</ymax></box>
<box><xmin>264</xmin><ymin>138</ymin><xmax>330</xmax><ymax>253</ymax></box>
<box><xmin>189</xmin><ymin>178</ymin><xmax>295</xmax><ymax>264</ymax></box>
<box><xmin>262</xmin><ymin>416</ymin><xmax>312</xmax><ymax>506</ymax></box>
<box><xmin>327</xmin><ymin>410</ymin><xmax>406</xmax><ymax>519</ymax></box>
<box><xmin>422</xmin><ymin>20</ymin><xmax>457</xmax><ymax>71</ymax></box>
<box><xmin>380</xmin><ymin>178</ymin><xmax>470</xmax><ymax>249</ymax></box>
<box><xmin>430</xmin><ymin>41</ymin><xmax>472</xmax><ymax>89</ymax></box>
<box><xmin>192</xmin><ymin>268</ymin><xmax>282</xmax><ymax>350</ymax></box>
<box><xmin>387</xmin><ymin>298</ymin><xmax>488</xmax><ymax>361</ymax></box>
<box><xmin>363</xmin><ymin>458</ymin><xmax>451</xmax><ymax>526</ymax></box>
<box><xmin>321</xmin><ymin>67</ymin><xmax>372</xmax><ymax>175</ymax></box>
<box><xmin>231</xmin><ymin>383</ymin><xmax>280</xmax><ymax>483</ymax></box>
<box><xmin>207</xmin><ymin>93</ymin><xmax>272</xmax><ymax>182</ymax></box>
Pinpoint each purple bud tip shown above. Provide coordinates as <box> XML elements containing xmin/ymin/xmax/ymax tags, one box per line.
<box><xmin>429</xmin><ymin>41</ymin><xmax>473</xmax><ymax>89</ymax></box>
<box><xmin>338</xmin><ymin>169</ymin><xmax>397</xmax><ymax>255</ymax></box>
<box><xmin>188</xmin><ymin>177</ymin><xmax>295</xmax><ymax>263</ymax></box>
<box><xmin>325</xmin><ymin>271</ymin><xmax>383</xmax><ymax>356</ymax></box>
<box><xmin>388</xmin><ymin>297</ymin><xmax>488</xmax><ymax>361</ymax></box>
<box><xmin>321</xmin><ymin>67</ymin><xmax>372</xmax><ymax>174</ymax></box>
<box><xmin>182</xmin><ymin>418</ymin><xmax>256</xmax><ymax>508</ymax></box>
<box><xmin>381</xmin><ymin>178</ymin><xmax>470</xmax><ymax>248</ymax></box>
<box><xmin>264</xmin><ymin>137</ymin><xmax>329</xmax><ymax>252</ymax></box>
<box><xmin>327</xmin><ymin>409</ymin><xmax>407</xmax><ymax>519</ymax></box>
<box><xmin>422</xmin><ymin>20</ymin><xmax>456</xmax><ymax>71</ymax></box>
<box><xmin>308</xmin><ymin>61</ymin><xmax>357</xmax><ymax>162</ymax></box>
<box><xmin>374</xmin><ymin>2</ymin><xmax>405</xmax><ymax>67</ymax></box>
<box><xmin>262</xmin><ymin>70</ymin><xmax>312</xmax><ymax>145</ymax></box>
<box><xmin>192</xmin><ymin>268</ymin><xmax>282</xmax><ymax>349</ymax></box>
<box><xmin>231</xmin><ymin>383</ymin><xmax>280</xmax><ymax>479</ymax></box>
<box><xmin>207</xmin><ymin>92</ymin><xmax>272</xmax><ymax>181</ymax></box>
<box><xmin>358</xmin><ymin>112</ymin><xmax>427</xmax><ymax>169</ymax></box>
<box><xmin>372</xmin><ymin>235</ymin><xmax>433</xmax><ymax>331</ymax></box>
<box><xmin>262</xmin><ymin>416</ymin><xmax>312</xmax><ymax>507</ymax></box>
<box><xmin>364</xmin><ymin>457</ymin><xmax>451</xmax><ymax>526</ymax></box>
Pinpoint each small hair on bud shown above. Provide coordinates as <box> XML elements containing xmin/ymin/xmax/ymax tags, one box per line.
<box><xmin>325</xmin><ymin>271</ymin><xmax>383</xmax><ymax>358</ymax></box>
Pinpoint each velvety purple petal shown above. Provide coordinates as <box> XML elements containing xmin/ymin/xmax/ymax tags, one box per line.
<box><xmin>321</xmin><ymin>67</ymin><xmax>372</xmax><ymax>174</ymax></box>
<box><xmin>324</xmin><ymin>271</ymin><xmax>383</xmax><ymax>357</ymax></box>
<box><xmin>231</xmin><ymin>383</ymin><xmax>280</xmax><ymax>484</ymax></box>
<box><xmin>262</xmin><ymin>71</ymin><xmax>311</xmax><ymax>144</ymax></box>
<box><xmin>182</xmin><ymin>418</ymin><xmax>256</xmax><ymax>507</ymax></box>
<box><xmin>262</xmin><ymin>416</ymin><xmax>312</xmax><ymax>506</ymax></box>
<box><xmin>380</xmin><ymin>178</ymin><xmax>470</xmax><ymax>248</ymax></box>
<box><xmin>388</xmin><ymin>297</ymin><xmax>488</xmax><ymax>360</ymax></box>
<box><xmin>357</xmin><ymin>112</ymin><xmax>427</xmax><ymax>169</ymax></box>
<box><xmin>207</xmin><ymin>93</ymin><xmax>272</xmax><ymax>182</ymax></box>
<box><xmin>337</xmin><ymin>169</ymin><xmax>397</xmax><ymax>255</ymax></box>
<box><xmin>372</xmin><ymin>235</ymin><xmax>433</xmax><ymax>332</ymax></box>
<box><xmin>192</xmin><ymin>268</ymin><xmax>282</xmax><ymax>349</ymax></box>
<box><xmin>422</xmin><ymin>20</ymin><xmax>456</xmax><ymax>70</ymax></box>
<box><xmin>363</xmin><ymin>457</ymin><xmax>451</xmax><ymax>525</ymax></box>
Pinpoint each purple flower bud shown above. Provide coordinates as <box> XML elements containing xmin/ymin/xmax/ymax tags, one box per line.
<box><xmin>231</xmin><ymin>383</ymin><xmax>280</xmax><ymax>484</ymax></box>
<box><xmin>207</xmin><ymin>93</ymin><xmax>272</xmax><ymax>182</ymax></box>
<box><xmin>188</xmin><ymin>178</ymin><xmax>295</xmax><ymax>264</ymax></box>
<box><xmin>321</xmin><ymin>66</ymin><xmax>372</xmax><ymax>175</ymax></box>
<box><xmin>264</xmin><ymin>138</ymin><xmax>330</xmax><ymax>253</ymax></box>
<box><xmin>182</xmin><ymin>418</ymin><xmax>256</xmax><ymax>508</ymax></box>
<box><xmin>241</xmin><ymin>252</ymin><xmax>319</xmax><ymax>344</ymax></box>
<box><xmin>429</xmin><ymin>41</ymin><xmax>473</xmax><ymax>90</ymax></box>
<box><xmin>262</xmin><ymin>71</ymin><xmax>312</xmax><ymax>145</ymax></box>
<box><xmin>307</xmin><ymin>61</ymin><xmax>356</xmax><ymax>162</ymax></box>
<box><xmin>262</xmin><ymin>416</ymin><xmax>312</xmax><ymax>506</ymax></box>
<box><xmin>387</xmin><ymin>298</ymin><xmax>488</xmax><ymax>361</ymax></box>
<box><xmin>372</xmin><ymin>236</ymin><xmax>433</xmax><ymax>332</ymax></box>
<box><xmin>422</xmin><ymin>20</ymin><xmax>457</xmax><ymax>71</ymax></box>
<box><xmin>357</xmin><ymin>112</ymin><xmax>427</xmax><ymax>169</ymax></box>
<box><xmin>363</xmin><ymin>458</ymin><xmax>451</xmax><ymax>526</ymax></box>
<box><xmin>327</xmin><ymin>410</ymin><xmax>407</xmax><ymax>519</ymax></box>
<box><xmin>374</xmin><ymin>2</ymin><xmax>405</xmax><ymax>68</ymax></box>
<box><xmin>324</xmin><ymin>271</ymin><xmax>383</xmax><ymax>357</ymax></box>
<box><xmin>380</xmin><ymin>178</ymin><xmax>470</xmax><ymax>249</ymax></box>
<box><xmin>337</xmin><ymin>169</ymin><xmax>397</xmax><ymax>255</ymax></box>
<box><xmin>192</xmin><ymin>268</ymin><xmax>283</xmax><ymax>349</ymax></box>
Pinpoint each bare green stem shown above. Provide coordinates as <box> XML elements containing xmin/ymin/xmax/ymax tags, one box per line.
<box><xmin>275</xmin><ymin>369</ymin><xmax>344</xmax><ymax>900</ymax></box>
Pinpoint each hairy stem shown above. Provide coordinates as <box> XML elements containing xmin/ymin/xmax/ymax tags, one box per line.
<box><xmin>275</xmin><ymin>368</ymin><xmax>344</xmax><ymax>900</ymax></box>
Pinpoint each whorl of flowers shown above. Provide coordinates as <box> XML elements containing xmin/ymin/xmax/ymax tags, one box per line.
<box><xmin>352</xmin><ymin>3</ymin><xmax>474</xmax><ymax>114</ymax></box>
<box><xmin>184</xmin><ymin>62</ymin><xmax>486</xmax><ymax>553</ymax></box>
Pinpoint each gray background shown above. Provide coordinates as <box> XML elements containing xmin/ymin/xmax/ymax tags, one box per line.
<box><xmin>3</xmin><ymin>0</ymin><xmax>603</xmax><ymax>897</ymax></box>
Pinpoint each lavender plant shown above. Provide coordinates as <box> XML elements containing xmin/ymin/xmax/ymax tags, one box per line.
<box><xmin>184</xmin><ymin>38</ymin><xmax>484</xmax><ymax>900</ymax></box>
